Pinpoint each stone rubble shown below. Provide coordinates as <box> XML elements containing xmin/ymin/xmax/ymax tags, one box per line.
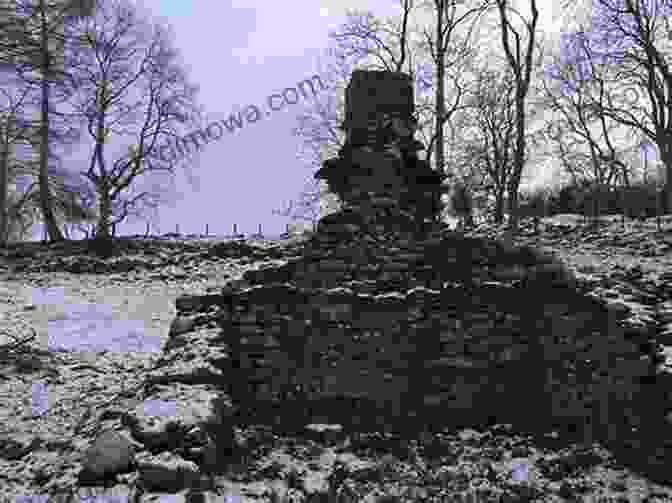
<box><xmin>0</xmin><ymin>237</ymin><xmax>304</xmax><ymax>501</ymax></box>
<box><xmin>0</xmin><ymin>220</ymin><xmax>670</xmax><ymax>500</ymax></box>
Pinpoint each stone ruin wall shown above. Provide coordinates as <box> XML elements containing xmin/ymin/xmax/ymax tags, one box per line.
<box><xmin>189</xmin><ymin>224</ymin><xmax>662</xmax><ymax>453</ymax></box>
<box><xmin>179</xmin><ymin>69</ymin><xmax>672</xmax><ymax>469</ymax></box>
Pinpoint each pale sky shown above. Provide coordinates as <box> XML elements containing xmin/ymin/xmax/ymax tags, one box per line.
<box><xmin>18</xmin><ymin>0</ymin><xmax>653</xmax><ymax>241</ymax></box>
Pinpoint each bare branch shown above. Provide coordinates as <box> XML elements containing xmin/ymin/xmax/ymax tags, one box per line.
<box><xmin>66</xmin><ymin>0</ymin><xmax>203</xmax><ymax>239</ymax></box>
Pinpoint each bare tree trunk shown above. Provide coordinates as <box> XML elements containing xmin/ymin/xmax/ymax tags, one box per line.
<box><xmin>494</xmin><ymin>187</ymin><xmax>506</xmax><ymax>224</ymax></box>
<box><xmin>434</xmin><ymin>0</ymin><xmax>446</xmax><ymax>177</ymax></box>
<box><xmin>38</xmin><ymin>0</ymin><xmax>64</xmax><ymax>243</ymax></box>
<box><xmin>0</xmin><ymin>136</ymin><xmax>9</xmax><ymax>246</ymax></box>
<box><xmin>496</xmin><ymin>0</ymin><xmax>538</xmax><ymax>235</ymax></box>
<box><xmin>95</xmin><ymin>184</ymin><xmax>112</xmax><ymax>240</ymax></box>
<box><xmin>507</xmin><ymin>93</ymin><xmax>524</xmax><ymax>233</ymax></box>
<box><xmin>506</xmin><ymin>187</ymin><xmax>518</xmax><ymax>228</ymax></box>
<box><xmin>38</xmin><ymin>76</ymin><xmax>63</xmax><ymax>242</ymax></box>
<box><xmin>661</xmin><ymin>142</ymin><xmax>672</xmax><ymax>215</ymax></box>
<box><xmin>621</xmin><ymin>163</ymin><xmax>630</xmax><ymax>189</ymax></box>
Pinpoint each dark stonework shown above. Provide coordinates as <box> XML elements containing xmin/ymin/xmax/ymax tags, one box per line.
<box><xmin>315</xmin><ymin>70</ymin><xmax>447</xmax><ymax>232</ymax></box>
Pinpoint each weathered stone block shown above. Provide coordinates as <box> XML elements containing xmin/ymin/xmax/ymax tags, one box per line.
<box><xmin>344</xmin><ymin>70</ymin><xmax>414</xmax><ymax>146</ymax></box>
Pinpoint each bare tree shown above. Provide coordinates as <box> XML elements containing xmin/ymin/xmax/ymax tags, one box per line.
<box><xmin>67</xmin><ymin>0</ymin><xmax>203</xmax><ymax>242</ymax></box>
<box><xmin>271</xmin><ymin>45</ymin><xmax>351</xmax><ymax>224</ymax></box>
<box><xmin>561</xmin><ymin>0</ymin><xmax>672</xmax><ymax>214</ymax></box>
<box><xmin>537</xmin><ymin>43</ymin><xmax>637</xmax><ymax>221</ymax></box>
<box><xmin>416</xmin><ymin>0</ymin><xmax>491</xmax><ymax>177</ymax></box>
<box><xmin>0</xmin><ymin>85</ymin><xmax>34</xmax><ymax>245</ymax></box>
<box><xmin>0</xmin><ymin>0</ymin><xmax>99</xmax><ymax>243</ymax></box>
<box><xmin>2</xmin><ymin>187</ymin><xmax>41</xmax><ymax>243</ymax></box>
<box><xmin>455</xmin><ymin>66</ymin><xmax>518</xmax><ymax>223</ymax></box>
<box><xmin>0</xmin><ymin>66</ymin><xmax>95</xmax><ymax>245</ymax></box>
<box><xmin>2</xmin><ymin>158</ymin><xmax>99</xmax><ymax>241</ymax></box>
<box><xmin>495</xmin><ymin>0</ymin><xmax>539</xmax><ymax>234</ymax></box>
<box><xmin>329</xmin><ymin>2</ymin><xmax>417</xmax><ymax>74</ymax></box>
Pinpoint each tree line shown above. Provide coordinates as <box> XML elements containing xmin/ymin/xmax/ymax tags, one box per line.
<box><xmin>0</xmin><ymin>0</ymin><xmax>203</xmax><ymax>246</ymax></box>
<box><xmin>2</xmin><ymin>0</ymin><xmax>670</xmax><ymax>247</ymax></box>
<box><xmin>275</xmin><ymin>0</ymin><xmax>672</xmax><ymax>234</ymax></box>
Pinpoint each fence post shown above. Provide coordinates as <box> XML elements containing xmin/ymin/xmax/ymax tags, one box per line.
<box><xmin>206</xmin><ymin>223</ymin><xmax>209</xmax><ymax>236</ymax></box>
<box><xmin>258</xmin><ymin>223</ymin><xmax>262</xmax><ymax>236</ymax></box>
<box><xmin>145</xmin><ymin>222</ymin><xmax>150</xmax><ymax>238</ymax></box>
<box><xmin>233</xmin><ymin>223</ymin><xmax>237</xmax><ymax>236</ymax></box>
<box><xmin>176</xmin><ymin>224</ymin><xmax>179</xmax><ymax>235</ymax></box>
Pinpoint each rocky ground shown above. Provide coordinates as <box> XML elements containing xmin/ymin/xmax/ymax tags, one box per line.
<box><xmin>0</xmin><ymin>217</ymin><xmax>671</xmax><ymax>502</ymax></box>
